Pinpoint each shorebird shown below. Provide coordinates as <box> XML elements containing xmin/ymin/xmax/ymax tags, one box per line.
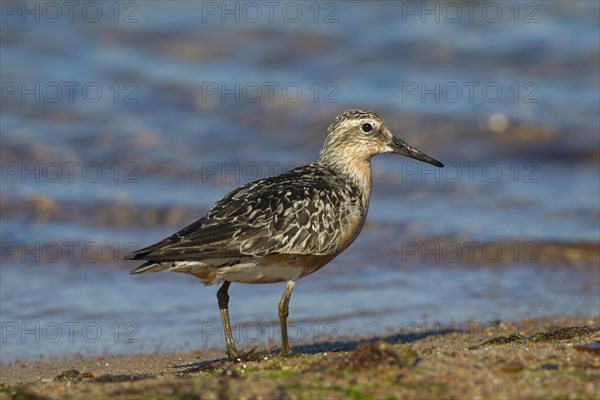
<box><xmin>126</xmin><ymin>109</ymin><xmax>444</xmax><ymax>359</ymax></box>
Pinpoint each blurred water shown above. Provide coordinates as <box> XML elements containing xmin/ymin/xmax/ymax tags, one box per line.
<box><xmin>1</xmin><ymin>1</ymin><xmax>599</xmax><ymax>361</ymax></box>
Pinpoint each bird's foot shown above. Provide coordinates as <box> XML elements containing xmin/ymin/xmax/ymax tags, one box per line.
<box><xmin>226</xmin><ymin>348</ymin><xmax>239</xmax><ymax>361</ymax></box>
<box><xmin>279</xmin><ymin>347</ymin><xmax>292</xmax><ymax>357</ymax></box>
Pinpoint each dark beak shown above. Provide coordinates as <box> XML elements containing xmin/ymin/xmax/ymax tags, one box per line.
<box><xmin>390</xmin><ymin>137</ymin><xmax>444</xmax><ymax>167</ymax></box>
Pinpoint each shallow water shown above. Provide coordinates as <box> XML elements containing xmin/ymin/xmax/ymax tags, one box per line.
<box><xmin>1</xmin><ymin>1</ymin><xmax>599</xmax><ymax>361</ymax></box>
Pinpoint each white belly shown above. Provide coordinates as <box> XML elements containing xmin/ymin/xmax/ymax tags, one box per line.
<box><xmin>219</xmin><ymin>262</ymin><xmax>303</xmax><ymax>284</ymax></box>
<box><xmin>169</xmin><ymin>254</ymin><xmax>333</xmax><ymax>285</ymax></box>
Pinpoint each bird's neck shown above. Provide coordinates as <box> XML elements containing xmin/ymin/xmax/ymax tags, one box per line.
<box><xmin>320</xmin><ymin>154</ymin><xmax>373</xmax><ymax>209</ymax></box>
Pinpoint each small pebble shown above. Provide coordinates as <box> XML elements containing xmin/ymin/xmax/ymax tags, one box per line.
<box><xmin>573</xmin><ymin>342</ymin><xmax>600</xmax><ymax>354</ymax></box>
<box><xmin>540</xmin><ymin>363</ymin><xmax>560</xmax><ymax>370</ymax></box>
<box><xmin>500</xmin><ymin>362</ymin><xmax>525</xmax><ymax>373</ymax></box>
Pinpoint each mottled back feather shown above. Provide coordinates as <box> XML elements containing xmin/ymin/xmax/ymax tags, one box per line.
<box><xmin>125</xmin><ymin>163</ymin><xmax>365</xmax><ymax>263</ymax></box>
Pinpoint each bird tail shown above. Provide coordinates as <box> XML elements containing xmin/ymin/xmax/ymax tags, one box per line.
<box><xmin>130</xmin><ymin>261</ymin><xmax>170</xmax><ymax>274</ymax></box>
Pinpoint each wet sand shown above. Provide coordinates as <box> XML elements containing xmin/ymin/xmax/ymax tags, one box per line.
<box><xmin>1</xmin><ymin>315</ymin><xmax>598</xmax><ymax>399</ymax></box>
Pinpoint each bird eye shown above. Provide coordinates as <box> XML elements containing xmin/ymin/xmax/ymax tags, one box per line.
<box><xmin>360</xmin><ymin>123</ymin><xmax>374</xmax><ymax>134</ymax></box>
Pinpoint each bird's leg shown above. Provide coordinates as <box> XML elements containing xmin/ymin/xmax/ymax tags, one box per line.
<box><xmin>278</xmin><ymin>280</ymin><xmax>296</xmax><ymax>357</ymax></box>
<box><xmin>217</xmin><ymin>281</ymin><xmax>238</xmax><ymax>360</ymax></box>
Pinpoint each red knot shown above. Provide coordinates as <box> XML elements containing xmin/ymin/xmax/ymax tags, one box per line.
<box><xmin>126</xmin><ymin>109</ymin><xmax>444</xmax><ymax>359</ymax></box>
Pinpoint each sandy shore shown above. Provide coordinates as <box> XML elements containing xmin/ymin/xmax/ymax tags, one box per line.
<box><xmin>1</xmin><ymin>315</ymin><xmax>598</xmax><ymax>399</ymax></box>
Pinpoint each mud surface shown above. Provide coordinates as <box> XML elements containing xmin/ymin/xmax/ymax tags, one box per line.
<box><xmin>1</xmin><ymin>316</ymin><xmax>599</xmax><ymax>399</ymax></box>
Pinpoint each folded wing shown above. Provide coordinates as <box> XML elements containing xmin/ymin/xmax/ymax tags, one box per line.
<box><xmin>125</xmin><ymin>164</ymin><xmax>361</xmax><ymax>263</ymax></box>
